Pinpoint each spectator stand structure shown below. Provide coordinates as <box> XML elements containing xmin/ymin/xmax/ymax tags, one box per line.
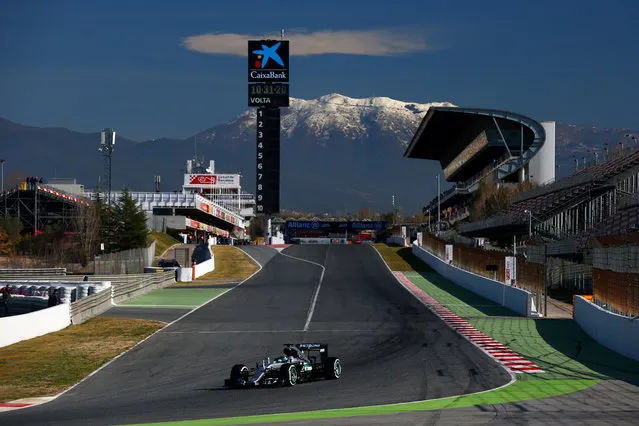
<box><xmin>0</xmin><ymin>180</ymin><xmax>90</xmax><ymax>234</ymax></box>
<box><xmin>404</xmin><ymin>107</ymin><xmax>556</xmax><ymax>231</ymax></box>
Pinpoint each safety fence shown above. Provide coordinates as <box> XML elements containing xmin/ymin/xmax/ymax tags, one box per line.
<box><xmin>421</xmin><ymin>234</ymin><xmax>544</xmax><ymax>295</ymax></box>
<box><xmin>592</xmin><ymin>269</ymin><xmax>639</xmax><ymax>318</ymax></box>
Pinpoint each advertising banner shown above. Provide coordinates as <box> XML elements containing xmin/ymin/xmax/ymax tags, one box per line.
<box><xmin>445</xmin><ymin>244</ymin><xmax>454</xmax><ymax>264</ymax></box>
<box><xmin>184</xmin><ymin>174</ymin><xmax>240</xmax><ymax>188</ymax></box>
<box><xmin>286</xmin><ymin>221</ymin><xmax>386</xmax><ymax>231</ymax></box>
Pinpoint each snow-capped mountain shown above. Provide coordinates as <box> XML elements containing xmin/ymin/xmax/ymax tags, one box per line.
<box><xmin>1</xmin><ymin>93</ymin><xmax>636</xmax><ymax>215</ymax></box>
<box><xmin>196</xmin><ymin>93</ymin><xmax>455</xmax><ymax>147</ymax></box>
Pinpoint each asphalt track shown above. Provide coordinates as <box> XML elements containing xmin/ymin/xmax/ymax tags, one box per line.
<box><xmin>1</xmin><ymin>244</ymin><xmax>510</xmax><ymax>426</ymax></box>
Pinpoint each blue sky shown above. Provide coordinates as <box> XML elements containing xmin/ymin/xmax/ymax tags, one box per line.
<box><xmin>1</xmin><ymin>0</ymin><xmax>638</xmax><ymax>141</ymax></box>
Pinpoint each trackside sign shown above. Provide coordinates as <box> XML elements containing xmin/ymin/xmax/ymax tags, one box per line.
<box><xmin>183</xmin><ymin>174</ymin><xmax>240</xmax><ymax>188</ymax></box>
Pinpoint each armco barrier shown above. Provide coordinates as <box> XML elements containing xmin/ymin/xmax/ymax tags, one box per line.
<box><xmin>574</xmin><ymin>295</ymin><xmax>639</xmax><ymax>362</ymax></box>
<box><xmin>0</xmin><ymin>268</ymin><xmax>66</xmax><ymax>277</ymax></box>
<box><xmin>110</xmin><ymin>271</ymin><xmax>176</xmax><ymax>304</ymax></box>
<box><xmin>70</xmin><ymin>287</ymin><xmax>113</xmax><ymax>324</ymax></box>
<box><xmin>0</xmin><ymin>303</ymin><xmax>71</xmax><ymax>347</ymax></box>
<box><xmin>412</xmin><ymin>244</ymin><xmax>532</xmax><ymax>317</ymax></box>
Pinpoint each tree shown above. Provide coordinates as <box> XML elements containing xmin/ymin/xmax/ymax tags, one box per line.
<box><xmin>111</xmin><ymin>188</ymin><xmax>148</xmax><ymax>251</ymax></box>
<box><xmin>72</xmin><ymin>201</ymin><xmax>101</xmax><ymax>266</ymax></box>
<box><xmin>0</xmin><ymin>227</ymin><xmax>11</xmax><ymax>256</ymax></box>
<box><xmin>247</xmin><ymin>217</ymin><xmax>264</xmax><ymax>239</ymax></box>
<box><xmin>0</xmin><ymin>217</ymin><xmax>23</xmax><ymax>249</ymax></box>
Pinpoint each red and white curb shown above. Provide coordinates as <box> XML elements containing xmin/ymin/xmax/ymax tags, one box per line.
<box><xmin>0</xmin><ymin>396</ymin><xmax>55</xmax><ymax>412</ymax></box>
<box><xmin>267</xmin><ymin>244</ymin><xmax>292</xmax><ymax>252</ymax></box>
<box><xmin>393</xmin><ymin>271</ymin><xmax>544</xmax><ymax>374</ymax></box>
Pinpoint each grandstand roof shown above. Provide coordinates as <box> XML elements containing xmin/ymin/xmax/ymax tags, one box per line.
<box><xmin>404</xmin><ymin>107</ymin><xmax>546</xmax><ymax>182</ymax></box>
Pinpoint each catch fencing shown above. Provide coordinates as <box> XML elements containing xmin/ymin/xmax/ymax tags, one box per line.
<box><xmin>591</xmin><ymin>245</ymin><xmax>639</xmax><ymax>317</ymax></box>
<box><xmin>422</xmin><ymin>235</ymin><xmax>544</xmax><ymax>294</ymax></box>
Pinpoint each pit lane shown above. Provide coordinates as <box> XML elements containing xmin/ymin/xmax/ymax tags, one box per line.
<box><xmin>0</xmin><ymin>245</ymin><xmax>510</xmax><ymax>426</ymax></box>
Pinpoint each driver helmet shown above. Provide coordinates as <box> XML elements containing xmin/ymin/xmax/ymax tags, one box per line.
<box><xmin>283</xmin><ymin>347</ymin><xmax>292</xmax><ymax>357</ymax></box>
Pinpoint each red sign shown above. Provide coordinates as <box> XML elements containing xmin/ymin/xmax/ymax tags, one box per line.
<box><xmin>189</xmin><ymin>175</ymin><xmax>217</xmax><ymax>185</ymax></box>
<box><xmin>200</xmin><ymin>203</ymin><xmax>210</xmax><ymax>213</ymax></box>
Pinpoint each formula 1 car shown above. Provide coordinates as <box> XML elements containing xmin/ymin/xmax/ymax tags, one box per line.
<box><xmin>223</xmin><ymin>343</ymin><xmax>341</xmax><ymax>388</ymax></box>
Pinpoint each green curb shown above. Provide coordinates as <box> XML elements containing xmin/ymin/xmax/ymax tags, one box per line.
<box><xmin>123</xmin><ymin>379</ymin><xmax>597</xmax><ymax>425</ymax></box>
<box><xmin>120</xmin><ymin>288</ymin><xmax>229</xmax><ymax>308</ymax></box>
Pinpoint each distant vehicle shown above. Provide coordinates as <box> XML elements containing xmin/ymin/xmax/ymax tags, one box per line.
<box><xmin>157</xmin><ymin>259</ymin><xmax>180</xmax><ymax>268</ymax></box>
<box><xmin>224</xmin><ymin>343</ymin><xmax>342</xmax><ymax>388</ymax></box>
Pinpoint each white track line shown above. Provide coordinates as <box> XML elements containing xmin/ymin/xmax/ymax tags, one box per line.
<box><xmin>277</xmin><ymin>247</ymin><xmax>328</xmax><ymax>331</ymax></box>
<box><xmin>13</xmin><ymin>245</ymin><xmax>267</xmax><ymax>411</ymax></box>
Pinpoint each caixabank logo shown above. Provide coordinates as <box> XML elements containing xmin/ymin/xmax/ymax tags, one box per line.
<box><xmin>248</xmin><ymin>40</ymin><xmax>289</xmax><ymax>82</ymax></box>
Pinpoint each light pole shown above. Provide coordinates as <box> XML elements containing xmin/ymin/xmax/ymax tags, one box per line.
<box><xmin>524</xmin><ymin>209</ymin><xmax>532</xmax><ymax>237</ymax></box>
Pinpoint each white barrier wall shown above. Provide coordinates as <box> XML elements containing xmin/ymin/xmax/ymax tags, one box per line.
<box><xmin>193</xmin><ymin>258</ymin><xmax>215</xmax><ymax>279</ymax></box>
<box><xmin>574</xmin><ymin>296</ymin><xmax>639</xmax><ymax>362</ymax></box>
<box><xmin>177</xmin><ymin>268</ymin><xmax>193</xmax><ymax>282</ymax></box>
<box><xmin>0</xmin><ymin>303</ymin><xmax>71</xmax><ymax>347</ymax></box>
<box><xmin>387</xmin><ymin>236</ymin><xmax>407</xmax><ymax>246</ymax></box>
<box><xmin>412</xmin><ymin>244</ymin><xmax>532</xmax><ymax>317</ymax></box>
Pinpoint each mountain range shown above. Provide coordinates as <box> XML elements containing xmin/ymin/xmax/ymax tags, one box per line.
<box><xmin>1</xmin><ymin>93</ymin><xmax>637</xmax><ymax>215</ymax></box>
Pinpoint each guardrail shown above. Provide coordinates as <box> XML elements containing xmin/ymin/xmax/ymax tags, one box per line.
<box><xmin>0</xmin><ymin>268</ymin><xmax>67</xmax><ymax>277</ymax></box>
<box><xmin>108</xmin><ymin>271</ymin><xmax>176</xmax><ymax>304</ymax></box>
<box><xmin>70</xmin><ymin>287</ymin><xmax>113</xmax><ymax>324</ymax></box>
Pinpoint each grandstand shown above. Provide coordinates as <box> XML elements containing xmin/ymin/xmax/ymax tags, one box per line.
<box><xmin>404</xmin><ymin>107</ymin><xmax>556</xmax><ymax>224</ymax></box>
<box><xmin>459</xmin><ymin>144</ymin><xmax>639</xmax><ymax>253</ymax></box>
<box><xmin>0</xmin><ymin>181</ymin><xmax>90</xmax><ymax>234</ymax></box>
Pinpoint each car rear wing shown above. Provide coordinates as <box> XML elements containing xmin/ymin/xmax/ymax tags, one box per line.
<box><xmin>285</xmin><ymin>343</ymin><xmax>327</xmax><ymax>351</ymax></box>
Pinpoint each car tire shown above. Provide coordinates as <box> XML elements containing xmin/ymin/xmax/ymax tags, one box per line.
<box><xmin>230</xmin><ymin>364</ymin><xmax>249</xmax><ymax>386</ymax></box>
<box><xmin>280</xmin><ymin>363</ymin><xmax>298</xmax><ymax>386</ymax></box>
<box><xmin>324</xmin><ymin>357</ymin><xmax>342</xmax><ymax>380</ymax></box>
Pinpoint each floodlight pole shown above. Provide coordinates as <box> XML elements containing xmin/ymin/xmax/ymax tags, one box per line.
<box><xmin>99</xmin><ymin>128</ymin><xmax>116</xmax><ymax>206</ymax></box>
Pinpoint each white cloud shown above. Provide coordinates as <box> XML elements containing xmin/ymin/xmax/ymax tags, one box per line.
<box><xmin>181</xmin><ymin>29</ymin><xmax>431</xmax><ymax>57</ymax></box>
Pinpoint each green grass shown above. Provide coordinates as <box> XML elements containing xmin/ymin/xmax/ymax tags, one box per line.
<box><xmin>373</xmin><ymin>244</ymin><xmax>431</xmax><ymax>272</ymax></box>
<box><xmin>148</xmin><ymin>231</ymin><xmax>181</xmax><ymax>257</ymax></box>
<box><xmin>469</xmin><ymin>318</ymin><xmax>639</xmax><ymax>383</ymax></box>
<box><xmin>0</xmin><ymin>317</ymin><xmax>164</xmax><ymax>402</ymax></box>
<box><xmin>119</xmin><ymin>288</ymin><xmax>229</xmax><ymax>308</ymax></box>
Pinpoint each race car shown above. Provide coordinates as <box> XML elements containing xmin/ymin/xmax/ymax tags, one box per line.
<box><xmin>223</xmin><ymin>343</ymin><xmax>341</xmax><ymax>388</ymax></box>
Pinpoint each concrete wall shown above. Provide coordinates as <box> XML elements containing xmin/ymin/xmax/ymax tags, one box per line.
<box><xmin>412</xmin><ymin>244</ymin><xmax>533</xmax><ymax>317</ymax></box>
<box><xmin>574</xmin><ymin>295</ymin><xmax>639</xmax><ymax>362</ymax></box>
<box><xmin>0</xmin><ymin>303</ymin><xmax>71</xmax><ymax>347</ymax></box>
<box><xmin>153</xmin><ymin>215</ymin><xmax>187</xmax><ymax>232</ymax></box>
<box><xmin>193</xmin><ymin>258</ymin><xmax>215</xmax><ymax>279</ymax></box>
<box><xmin>387</xmin><ymin>236</ymin><xmax>407</xmax><ymax>246</ymax></box>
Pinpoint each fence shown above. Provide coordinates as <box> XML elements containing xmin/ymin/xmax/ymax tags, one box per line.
<box><xmin>94</xmin><ymin>240</ymin><xmax>156</xmax><ymax>274</ymax></box>
<box><xmin>592</xmin><ymin>269</ymin><xmax>639</xmax><ymax>317</ymax></box>
<box><xmin>422</xmin><ymin>234</ymin><xmax>545</xmax><ymax>295</ymax></box>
